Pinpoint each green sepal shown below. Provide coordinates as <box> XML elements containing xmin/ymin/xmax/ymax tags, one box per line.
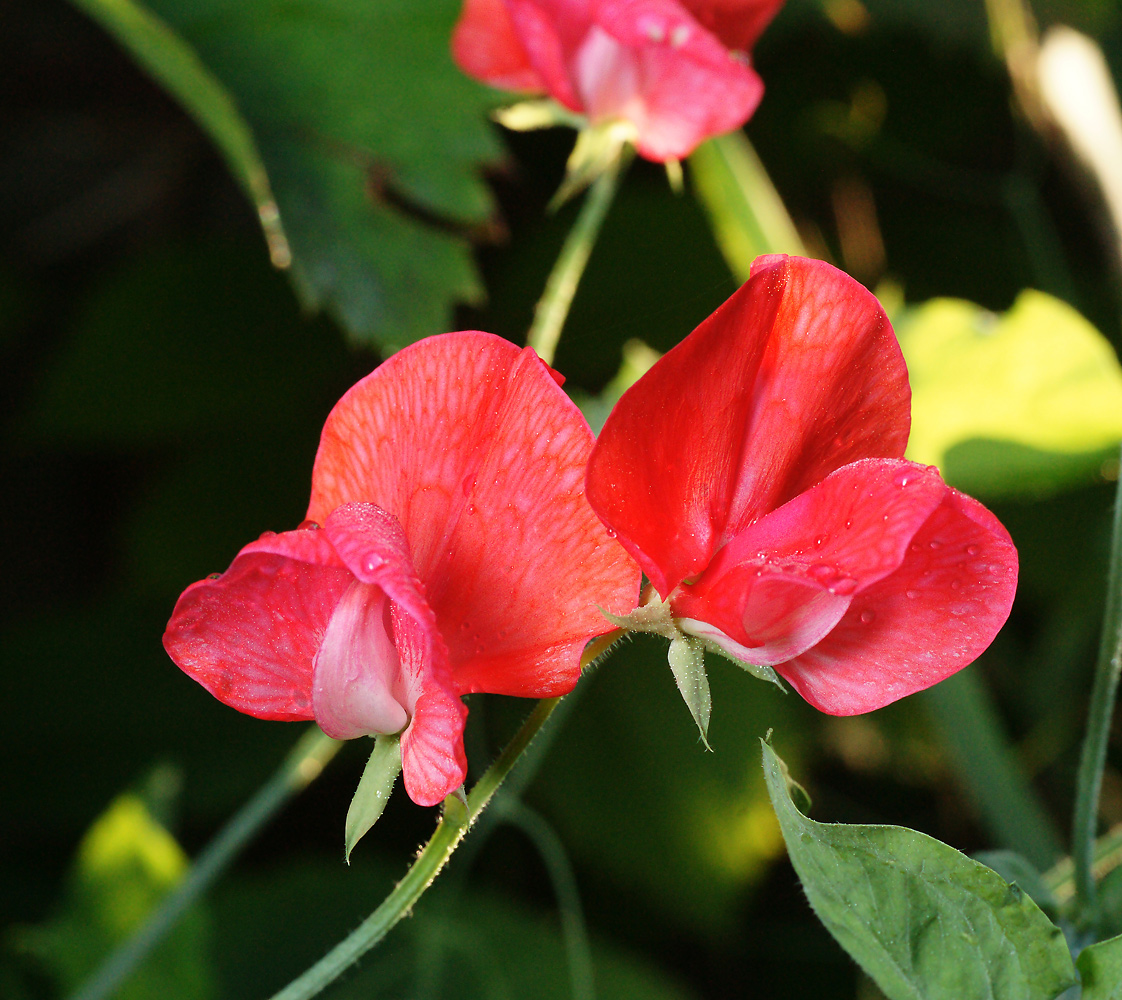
<box><xmin>667</xmin><ymin>636</ymin><xmax>712</xmax><ymax>749</ymax></box>
<box><xmin>492</xmin><ymin>99</ymin><xmax>584</xmax><ymax>133</ymax></box>
<box><xmin>344</xmin><ymin>733</ymin><xmax>403</xmax><ymax>863</ymax></box>
<box><xmin>761</xmin><ymin>740</ymin><xmax>1077</xmax><ymax>1000</ymax></box>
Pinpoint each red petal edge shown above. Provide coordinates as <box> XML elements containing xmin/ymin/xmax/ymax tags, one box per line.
<box><xmin>777</xmin><ymin>487</ymin><xmax>1018</xmax><ymax>714</ymax></box>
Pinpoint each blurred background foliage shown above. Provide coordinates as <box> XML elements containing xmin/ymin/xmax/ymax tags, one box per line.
<box><xmin>3</xmin><ymin>0</ymin><xmax>1122</xmax><ymax>997</ymax></box>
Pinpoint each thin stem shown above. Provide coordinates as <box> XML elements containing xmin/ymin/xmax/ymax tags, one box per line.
<box><xmin>70</xmin><ymin>726</ymin><xmax>342</xmax><ymax>1000</ymax></box>
<box><xmin>527</xmin><ymin>154</ymin><xmax>630</xmax><ymax>367</ymax></box>
<box><xmin>1072</xmin><ymin>442</ymin><xmax>1122</xmax><ymax>922</ymax></box>
<box><xmin>269</xmin><ymin>631</ymin><xmax>623</xmax><ymax>1000</ymax></box>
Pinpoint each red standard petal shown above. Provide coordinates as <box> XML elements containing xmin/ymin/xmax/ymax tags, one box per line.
<box><xmin>452</xmin><ymin>0</ymin><xmax>548</xmax><ymax>92</ymax></box>
<box><xmin>587</xmin><ymin>256</ymin><xmax>909</xmax><ymax>597</ymax></box>
<box><xmin>505</xmin><ymin>0</ymin><xmax>585</xmax><ymax>110</ymax></box>
<box><xmin>674</xmin><ymin>459</ymin><xmax>946</xmax><ymax>662</ymax></box>
<box><xmin>679</xmin><ymin>0</ymin><xmax>785</xmax><ymax>52</ymax></box>
<box><xmin>163</xmin><ymin>527</ymin><xmax>351</xmax><ymax>721</ymax></box>
<box><xmin>309</xmin><ymin>332</ymin><xmax>640</xmax><ymax>700</ymax></box>
<box><xmin>580</xmin><ymin>0</ymin><xmax>764</xmax><ymax>160</ymax></box>
<box><xmin>778</xmin><ymin>487</ymin><xmax>1019</xmax><ymax>714</ymax></box>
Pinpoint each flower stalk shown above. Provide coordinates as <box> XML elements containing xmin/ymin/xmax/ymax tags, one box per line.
<box><xmin>527</xmin><ymin>149</ymin><xmax>630</xmax><ymax>367</ymax></box>
<box><xmin>269</xmin><ymin>630</ymin><xmax>623</xmax><ymax>1000</ymax></box>
<box><xmin>1072</xmin><ymin>441</ymin><xmax>1122</xmax><ymax>925</ymax></box>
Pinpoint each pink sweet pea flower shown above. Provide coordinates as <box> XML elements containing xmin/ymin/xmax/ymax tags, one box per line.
<box><xmin>164</xmin><ymin>332</ymin><xmax>640</xmax><ymax>806</ymax></box>
<box><xmin>586</xmin><ymin>255</ymin><xmax>1018</xmax><ymax>715</ymax></box>
<box><xmin>452</xmin><ymin>0</ymin><xmax>785</xmax><ymax>161</ymax></box>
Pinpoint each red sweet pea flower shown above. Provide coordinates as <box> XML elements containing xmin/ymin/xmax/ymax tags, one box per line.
<box><xmin>164</xmin><ymin>332</ymin><xmax>640</xmax><ymax>806</ymax></box>
<box><xmin>452</xmin><ymin>0</ymin><xmax>785</xmax><ymax>161</ymax></box>
<box><xmin>586</xmin><ymin>255</ymin><xmax>1018</xmax><ymax>715</ymax></box>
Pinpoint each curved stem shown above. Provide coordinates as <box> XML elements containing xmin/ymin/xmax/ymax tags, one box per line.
<box><xmin>70</xmin><ymin>726</ymin><xmax>342</xmax><ymax>1000</ymax></box>
<box><xmin>269</xmin><ymin>630</ymin><xmax>623</xmax><ymax>1000</ymax></box>
<box><xmin>1072</xmin><ymin>442</ymin><xmax>1122</xmax><ymax>924</ymax></box>
<box><xmin>527</xmin><ymin>153</ymin><xmax>630</xmax><ymax>367</ymax></box>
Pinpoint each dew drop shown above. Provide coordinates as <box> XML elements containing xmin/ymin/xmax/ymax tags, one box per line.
<box><xmin>207</xmin><ymin>572</ymin><xmax>222</xmax><ymax>580</ymax></box>
<box><xmin>844</xmin><ymin>519</ymin><xmax>853</xmax><ymax>529</ymax></box>
<box><xmin>365</xmin><ymin>556</ymin><xmax>385</xmax><ymax>574</ymax></box>
<box><xmin>605</xmin><ymin>527</ymin><xmax>617</xmax><ymax>538</ymax></box>
<box><xmin>258</xmin><ymin>530</ymin><xmax>277</xmax><ymax>540</ymax></box>
<box><xmin>966</xmin><ymin>544</ymin><xmax>980</xmax><ymax>556</ymax></box>
<box><xmin>895</xmin><ymin>473</ymin><xmax>910</xmax><ymax>487</ymax></box>
<box><xmin>298</xmin><ymin>519</ymin><xmax>321</xmax><ymax>531</ymax></box>
<box><xmin>928</xmin><ymin>538</ymin><xmax>942</xmax><ymax>549</ymax></box>
<box><xmin>815</xmin><ymin>535</ymin><xmax>826</xmax><ymax>547</ymax></box>
<box><xmin>950</xmin><ymin>578</ymin><xmax>961</xmax><ymax>590</ymax></box>
<box><xmin>809</xmin><ymin>564</ymin><xmax>835</xmax><ymax>581</ymax></box>
<box><xmin>905</xmin><ymin>589</ymin><xmax>918</xmax><ymax>599</ymax></box>
<box><xmin>909</xmin><ymin>541</ymin><xmax>922</xmax><ymax>552</ymax></box>
<box><xmin>859</xmin><ymin>609</ymin><xmax>875</xmax><ymax>624</ymax></box>
<box><xmin>829</xmin><ymin>577</ymin><xmax>858</xmax><ymax>596</ymax></box>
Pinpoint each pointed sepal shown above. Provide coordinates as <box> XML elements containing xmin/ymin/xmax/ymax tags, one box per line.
<box><xmin>344</xmin><ymin>733</ymin><xmax>403</xmax><ymax>863</ymax></box>
<box><xmin>667</xmin><ymin>636</ymin><xmax>712</xmax><ymax>749</ymax></box>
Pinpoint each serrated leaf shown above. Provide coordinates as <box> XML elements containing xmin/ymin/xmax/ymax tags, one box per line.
<box><xmin>344</xmin><ymin>734</ymin><xmax>403</xmax><ymax>862</ymax></box>
<box><xmin>72</xmin><ymin>0</ymin><xmax>503</xmax><ymax>351</ymax></box>
<box><xmin>899</xmin><ymin>291</ymin><xmax>1122</xmax><ymax>499</ymax></box>
<box><xmin>761</xmin><ymin>740</ymin><xmax>1077</xmax><ymax>1000</ymax></box>
<box><xmin>1079</xmin><ymin>933</ymin><xmax>1122</xmax><ymax>1000</ymax></box>
<box><xmin>667</xmin><ymin>636</ymin><xmax>712</xmax><ymax>748</ymax></box>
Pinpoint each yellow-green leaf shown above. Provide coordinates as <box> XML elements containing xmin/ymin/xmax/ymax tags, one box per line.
<box><xmin>899</xmin><ymin>290</ymin><xmax>1122</xmax><ymax>498</ymax></box>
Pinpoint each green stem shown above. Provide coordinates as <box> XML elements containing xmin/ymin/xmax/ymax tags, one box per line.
<box><xmin>922</xmin><ymin>669</ymin><xmax>1062</xmax><ymax>869</ymax></box>
<box><xmin>70</xmin><ymin>726</ymin><xmax>341</xmax><ymax>1000</ymax></box>
<box><xmin>527</xmin><ymin>154</ymin><xmax>629</xmax><ymax>367</ymax></box>
<box><xmin>1072</xmin><ymin>443</ymin><xmax>1122</xmax><ymax>922</ymax></box>
<box><xmin>269</xmin><ymin>631</ymin><xmax>623</xmax><ymax>1000</ymax></box>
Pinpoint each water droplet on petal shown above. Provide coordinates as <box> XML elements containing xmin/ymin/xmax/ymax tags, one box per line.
<box><xmin>605</xmin><ymin>527</ymin><xmax>617</xmax><ymax>539</ymax></box>
<box><xmin>258</xmin><ymin>530</ymin><xmax>277</xmax><ymax>540</ymax></box>
<box><xmin>928</xmin><ymin>538</ymin><xmax>942</xmax><ymax>549</ymax></box>
<box><xmin>950</xmin><ymin>578</ymin><xmax>961</xmax><ymax>590</ymax></box>
<box><xmin>895</xmin><ymin>473</ymin><xmax>910</xmax><ymax>487</ymax></box>
<box><xmin>815</xmin><ymin>535</ymin><xmax>825</xmax><ymax>547</ymax></box>
<box><xmin>207</xmin><ymin>572</ymin><xmax>222</xmax><ymax>580</ymax></box>
<box><xmin>844</xmin><ymin>519</ymin><xmax>853</xmax><ymax>529</ymax></box>
<box><xmin>809</xmin><ymin>564</ymin><xmax>835</xmax><ymax>581</ymax></box>
<box><xmin>905</xmin><ymin>589</ymin><xmax>918</xmax><ymax>599</ymax></box>
<box><xmin>298</xmin><ymin>519</ymin><xmax>321</xmax><ymax>531</ymax></box>
<box><xmin>966</xmin><ymin>544</ymin><xmax>980</xmax><ymax>556</ymax></box>
<box><xmin>829</xmin><ymin>577</ymin><xmax>858</xmax><ymax>596</ymax></box>
<box><xmin>859</xmin><ymin>609</ymin><xmax>875</xmax><ymax>624</ymax></box>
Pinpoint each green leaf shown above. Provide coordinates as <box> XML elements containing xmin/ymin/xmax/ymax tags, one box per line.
<box><xmin>667</xmin><ymin>636</ymin><xmax>712</xmax><ymax>748</ymax></box>
<box><xmin>12</xmin><ymin>793</ymin><xmax>214</xmax><ymax>1000</ymax></box>
<box><xmin>688</xmin><ymin>131</ymin><xmax>805</xmax><ymax>282</ymax></box>
<box><xmin>971</xmin><ymin>851</ymin><xmax>1058</xmax><ymax>914</ymax></box>
<box><xmin>898</xmin><ymin>291</ymin><xmax>1122</xmax><ymax>499</ymax></box>
<box><xmin>761</xmin><ymin>740</ymin><xmax>1077</xmax><ymax>1000</ymax></box>
<box><xmin>1079</xmin><ymin>933</ymin><xmax>1122</xmax><ymax>1000</ymax></box>
<box><xmin>344</xmin><ymin>734</ymin><xmax>403</xmax><ymax>863</ymax></box>
<box><xmin>71</xmin><ymin>0</ymin><xmax>503</xmax><ymax>350</ymax></box>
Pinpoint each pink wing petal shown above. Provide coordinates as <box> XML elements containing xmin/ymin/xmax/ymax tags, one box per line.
<box><xmin>452</xmin><ymin>0</ymin><xmax>548</xmax><ymax>92</ymax></box>
<box><xmin>505</xmin><ymin>0</ymin><xmax>585</xmax><ymax>110</ymax></box>
<box><xmin>587</xmin><ymin>256</ymin><xmax>909</xmax><ymax>597</ymax></box>
<box><xmin>777</xmin><ymin>487</ymin><xmax>1019</xmax><ymax>714</ymax></box>
<box><xmin>679</xmin><ymin>0</ymin><xmax>785</xmax><ymax>51</ymax></box>
<box><xmin>163</xmin><ymin>527</ymin><xmax>351</xmax><ymax>721</ymax></box>
<box><xmin>674</xmin><ymin>459</ymin><xmax>945</xmax><ymax>662</ymax></box>
<box><xmin>580</xmin><ymin>0</ymin><xmax>764</xmax><ymax>160</ymax></box>
<box><xmin>309</xmin><ymin>333</ymin><xmax>640</xmax><ymax>699</ymax></box>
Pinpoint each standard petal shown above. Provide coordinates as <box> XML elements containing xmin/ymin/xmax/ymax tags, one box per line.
<box><xmin>309</xmin><ymin>332</ymin><xmax>640</xmax><ymax>699</ymax></box>
<box><xmin>452</xmin><ymin>0</ymin><xmax>547</xmax><ymax>92</ymax></box>
<box><xmin>679</xmin><ymin>0</ymin><xmax>785</xmax><ymax>51</ymax></box>
<box><xmin>163</xmin><ymin>527</ymin><xmax>352</xmax><ymax>721</ymax></box>
<box><xmin>587</xmin><ymin>255</ymin><xmax>910</xmax><ymax>596</ymax></box>
<box><xmin>505</xmin><ymin>0</ymin><xmax>585</xmax><ymax>109</ymax></box>
<box><xmin>579</xmin><ymin>0</ymin><xmax>764</xmax><ymax>160</ymax></box>
<box><xmin>777</xmin><ymin>488</ymin><xmax>1019</xmax><ymax>714</ymax></box>
<box><xmin>673</xmin><ymin>459</ymin><xmax>945</xmax><ymax>662</ymax></box>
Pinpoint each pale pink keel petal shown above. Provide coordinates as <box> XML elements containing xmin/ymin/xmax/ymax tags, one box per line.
<box><xmin>163</xmin><ymin>528</ymin><xmax>352</xmax><ymax>721</ymax></box>
<box><xmin>778</xmin><ymin>488</ymin><xmax>1019</xmax><ymax>714</ymax></box>
<box><xmin>312</xmin><ymin>582</ymin><xmax>408</xmax><ymax>739</ymax></box>
<box><xmin>588</xmin><ymin>257</ymin><xmax>909</xmax><ymax>597</ymax></box>
<box><xmin>309</xmin><ymin>333</ymin><xmax>639</xmax><ymax>700</ymax></box>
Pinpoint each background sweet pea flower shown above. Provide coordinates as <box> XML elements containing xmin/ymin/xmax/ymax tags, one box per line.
<box><xmin>164</xmin><ymin>332</ymin><xmax>640</xmax><ymax>806</ymax></box>
<box><xmin>586</xmin><ymin>255</ymin><xmax>1018</xmax><ymax>715</ymax></box>
<box><xmin>452</xmin><ymin>0</ymin><xmax>785</xmax><ymax>161</ymax></box>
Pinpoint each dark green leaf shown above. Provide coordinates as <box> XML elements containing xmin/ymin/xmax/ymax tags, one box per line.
<box><xmin>762</xmin><ymin>740</ymin><xmax>1077</xmax><ymax>1000</ymax></box>
<box><xmin>72</xmin><ymin>0</ymin><xmax>503</xmax><ymax>350</ymax></box>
